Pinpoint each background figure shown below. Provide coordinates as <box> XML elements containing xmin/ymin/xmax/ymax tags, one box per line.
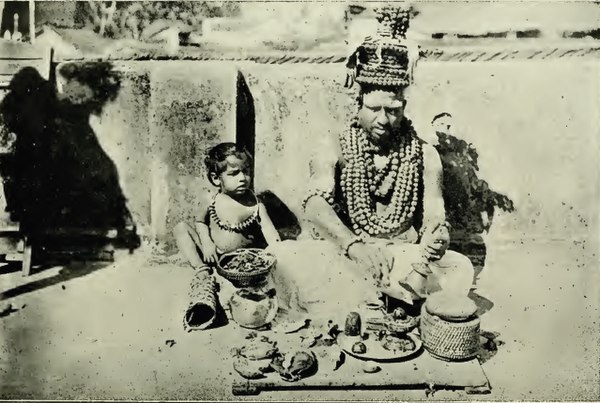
<box><xmin>431</xmin><ymin>112</ymin><xmax>515</xmax><ymax>273</ymax></box>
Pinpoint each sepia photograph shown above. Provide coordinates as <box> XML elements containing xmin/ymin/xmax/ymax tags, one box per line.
<box><xmin>0</xmin><ymin>0</ymin><xmax>598</xmax><ymax>400</ymax></box>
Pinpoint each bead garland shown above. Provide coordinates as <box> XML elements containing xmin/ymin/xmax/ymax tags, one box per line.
<box><xmin>208</xmin><ymin>198</ymin><xmax>260</xmax><ymax>234</ymax></box>
<box><xmin>339</xmin><ymin>120</ymin><xmax>423</xmax><ymax>237</ymax></box>
<box><xmin>302</xmin><ymin>189</ymin><xmax>335</xmax><ymax>212</ymax></box>
<box><xmin>373</xmin><ymin>5</ymin><xmax>412</xmax><ymax>40</ymax></box>
<box><xmin>352</xmin><ymin>5</ymin><xmax>417</xmax><ymax>89</ymax></box>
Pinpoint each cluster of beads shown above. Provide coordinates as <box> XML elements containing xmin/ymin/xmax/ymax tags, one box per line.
<box><xmin>208</xmin><ymin>201</ymin><xmax>260</xmax><ymax>234</ymax></box>
<box><xmin>339</xmin><ymin>121</ymin><xmax>423</xmax><ymax>237</ymax></box>
<box><xmin>302</xmin><ymin>189</ymin><xmax>335</xmax><ymax>211</ymax></box>
<box><xmin>357</xmin><ymin>35</ymin><xmax>410</xmax><ymax>87</ymax></box>
<box><xmin>356</xmin><ymin>73</ymin><xmax>409</xmax><ymax>87</ymax></box>
<box><xmin>373</xmin><ymin>5</ymin><xmax>412</xmax><ymax>39</ymax></box>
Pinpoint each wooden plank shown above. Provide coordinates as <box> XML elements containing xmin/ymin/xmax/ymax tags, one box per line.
<box><xmin>35</xmin><ymin>227</ymin><xmax>119</xmax><ymax>238</ymax></box>
<box><xmin>232</xmin><ymin>350</ymin><xmax>490</xmax><ymax>396</ymax></box>
<box><xmin>29</xmin><ymin>0</ymin><xmax>35</xmax><ymax>44</ymax></box>
<box><xmin>5</xmin><ymin>252</ymin><xmax>23</xmax><ymax>262</ymax></box>
<box><xmin>0</xmin><ymin>224</ymin><xmax>20</xmax><ymax>234</ymax></box>
<box><xmin>40</xmin><ymin>249</ymin><xmax>114</xmax><ymax>262</ymax></box>
<box><xmin>21</xmin><ymin>240</ymin><xmax>32</xmax><ymax>276</ymax></box>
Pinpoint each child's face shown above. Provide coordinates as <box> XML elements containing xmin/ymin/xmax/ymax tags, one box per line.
<box><xmin>213</xmin><ymin>155</ymin><xmax>252</xmax><ymax>195</ymax></box>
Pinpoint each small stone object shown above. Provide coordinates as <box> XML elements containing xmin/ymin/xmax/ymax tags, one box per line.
<box><xmin>352</xmin><ymin>341</ymin><xmax>367</xmax><ymax>354</ymax></box>
<box><xmin>392</xmin><ymin>307</ymin><xmax>407</xmax><ymax>320</ymax></box>
<box><xmin>363</xmin><ymin>363</ymin><xmax>381</xmax><ymax>373</ymax></box>
<box><xmin>236</xmin><ymin>336</ymin><xmax>278</xmax><ymax>360</ymax></box>
<box><xmin>344</xmin><ymin>312</ymin><xmax>362</xmax><ymax>336</ymax></box>
<box><xmin>270</xmin><ymin>350</ymin><xmax>318</xmax><ymax>382</ymax></box>
<box><xmin>232</xmin><ymin>336</ymin><xmax>278</xmax><ymax>379</ymax></box>
<box><xmin>233</xmin><ymin>357</ymin><xmax>266</xmax><ymax>380</ymax></box>
<box><xmin>382</xmin><ymin>335</ymin><xmax>415</xmax><ymax>353</ymax></box>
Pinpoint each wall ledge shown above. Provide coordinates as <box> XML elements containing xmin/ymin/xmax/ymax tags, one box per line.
<box><xmin>53</xmin><ymin>40</ymin><xmax>600</xmax><ymax>64</ymax></box>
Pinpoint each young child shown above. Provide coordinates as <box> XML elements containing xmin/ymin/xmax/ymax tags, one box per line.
<box><xmin>174</xmin><ymin>143</ymin><xmax>281</xmax><ymax>272</ymax></box>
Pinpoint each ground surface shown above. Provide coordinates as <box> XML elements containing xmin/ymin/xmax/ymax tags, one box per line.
<box><xmin>0</xmin><ymin>239</ymin><xmax>597</xmax><ymax>401</ymax></box>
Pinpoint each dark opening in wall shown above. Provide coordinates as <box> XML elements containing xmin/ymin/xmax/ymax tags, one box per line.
<box><xmin>235</xmin><ymin>71</ymin><xmax>255</xmax><ymax>182</ymax></box>
<box><xmin>234</xmin><ymin>71</ymin><xmax>300</xmax><ymax>240</ymax></box>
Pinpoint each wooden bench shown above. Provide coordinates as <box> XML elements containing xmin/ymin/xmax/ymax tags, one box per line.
<box><xmin>0</xmin><ymin>223</ymin><xmax>33</xmax><ymax>276</ymax></box>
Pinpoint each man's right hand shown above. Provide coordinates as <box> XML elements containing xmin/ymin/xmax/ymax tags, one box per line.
<box><xmin>346</xmin><ymin>241</ymin><xmax>394</xmax><ymax>285</ymax></box>
<box><xmin>201</xmin><ymin>241</ymin><xmax>218</xmax><ymax>265</ymax></box>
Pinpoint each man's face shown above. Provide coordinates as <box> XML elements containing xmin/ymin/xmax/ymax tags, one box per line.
<box><xmin>357</xmin><ymin>89</ymin><xmax>406</xmax><ymax>144</ymax></box>
<box><xmin>213</xmin><ymin>155</ymin><xmax>252</xmax><ymax>196</ymax></box>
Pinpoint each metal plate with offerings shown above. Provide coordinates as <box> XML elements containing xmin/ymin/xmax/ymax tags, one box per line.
<box><xmin>337</xmin><ymin>332</ymin><xmax>422</xmax><ymax>362</ymax></box>
<box><xmin>338</xmin><ymin>310</ymin><xmax>422</xmax><ymax>362</ymax></box>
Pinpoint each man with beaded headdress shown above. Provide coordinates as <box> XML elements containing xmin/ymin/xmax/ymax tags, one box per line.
<box><xmin>269</xmin><ymin>5</ymin><xmax>474</xmax><ymax>321</ymax></box>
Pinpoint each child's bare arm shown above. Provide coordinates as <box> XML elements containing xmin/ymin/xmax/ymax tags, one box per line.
<box><xmin>258</xmin><ymin>203</ymin><xmax>281</xmax><ymax>245</ymax></box>
<box><xmin>195</xmin><ymin>206</ymin><xmax>218</xmax><ymax>264</ymax></box>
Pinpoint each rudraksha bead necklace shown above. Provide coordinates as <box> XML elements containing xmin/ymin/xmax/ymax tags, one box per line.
<box><xmin>339</xmin><ymin>120</ymin><xmax>422</xmax><ymax>237</ymax></box>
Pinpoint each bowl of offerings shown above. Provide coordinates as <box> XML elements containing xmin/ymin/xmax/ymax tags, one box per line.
<box><xmin>217</xmin><ymin>248</ymin><xmax>276</xmax><ymax>288</ymax></box>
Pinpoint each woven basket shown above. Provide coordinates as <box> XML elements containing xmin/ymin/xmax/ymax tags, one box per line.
<box><xmin>420</xmin><ymin>304</ymin><xmax>480</xmax><ymax>361</ymax></box>
<box><xmin>217</xmin><ymin>248</ymin><xmax>276</xmax><ymax>288</ymax></box>
<box><xmin>183</xmin><ymin>271</ymin><xmax>219</xmax><ymax>332</ymax></box>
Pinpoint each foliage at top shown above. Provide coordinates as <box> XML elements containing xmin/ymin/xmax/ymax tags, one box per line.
<box><xmin>81</xmin><ymin>1</ymin><xmax>241</xmax><ymax>40</ymax></box>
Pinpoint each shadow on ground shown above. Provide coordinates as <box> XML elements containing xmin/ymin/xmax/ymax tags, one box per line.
<box><xmin>0</xmin><ymin>261</ymin><xmax>113</xmax><ymax>301</ymax></box>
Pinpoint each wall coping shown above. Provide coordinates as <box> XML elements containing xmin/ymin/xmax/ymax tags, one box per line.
<box><xmin>54</xmin><ymin>39</ymin><xmax>600</xmax><ymax>64</ymax></box>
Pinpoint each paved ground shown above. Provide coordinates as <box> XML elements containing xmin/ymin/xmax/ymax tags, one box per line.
<box><xmin>0</xmin><ymin>239</ymin><xmax>597</xmax><ymax>401</ymax></box>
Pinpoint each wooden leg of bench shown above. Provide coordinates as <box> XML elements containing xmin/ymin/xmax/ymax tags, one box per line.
<box><xmin>22</xmin><ymin>239</ymin><xmax>32</xmax><ymax>276</ymax></box>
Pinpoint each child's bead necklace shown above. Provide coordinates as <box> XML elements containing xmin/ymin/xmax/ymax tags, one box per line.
<box><xmin>208</xmin><ymin>195</ymin><xmax>260</xmax><ymax>234</ymax></box>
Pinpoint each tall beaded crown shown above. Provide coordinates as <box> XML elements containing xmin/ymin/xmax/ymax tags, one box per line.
<box><xmin>346</xmin><ymin>4</ymin><xmax>416</xmax><ymax>88</ymax></box>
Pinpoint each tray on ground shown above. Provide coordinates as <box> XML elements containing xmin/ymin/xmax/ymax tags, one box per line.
<box><xmin>232</xmin><ymin>349</ymin><xmax>491</xmax><ymax>396</ymax></box>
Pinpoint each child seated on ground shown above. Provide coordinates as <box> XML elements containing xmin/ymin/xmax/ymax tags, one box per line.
<box><xmin>174</xmin><ymin>143</ymin><xmax>281</xmax><ymax>272</ymax></box>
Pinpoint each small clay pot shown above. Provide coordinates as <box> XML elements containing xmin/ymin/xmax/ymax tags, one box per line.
<box><xmin>229</xmin><ymin>288</ymin><xmax>278</xmax><ymax>329</ymax></box>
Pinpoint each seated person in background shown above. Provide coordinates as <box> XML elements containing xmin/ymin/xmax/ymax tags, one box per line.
<box><xmin>174</xmin><ymin>143</ymin><xmax>281</xmax><ymax>272</ymax></box>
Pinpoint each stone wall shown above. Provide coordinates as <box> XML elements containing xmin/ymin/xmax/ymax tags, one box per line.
<box><xmin>408</xmin><ymin>60</ymin><xmax>599</xmax><ymax>248</ymax></box>
<box><xmin>65</xmin><ymin>61</ymin><xmax>236</xmax><ymax>251</ymax></box>
<box><xmin>55</xmin><ymin>54</ymin><xmax>599</xmax><ymax>256</ymax></box>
